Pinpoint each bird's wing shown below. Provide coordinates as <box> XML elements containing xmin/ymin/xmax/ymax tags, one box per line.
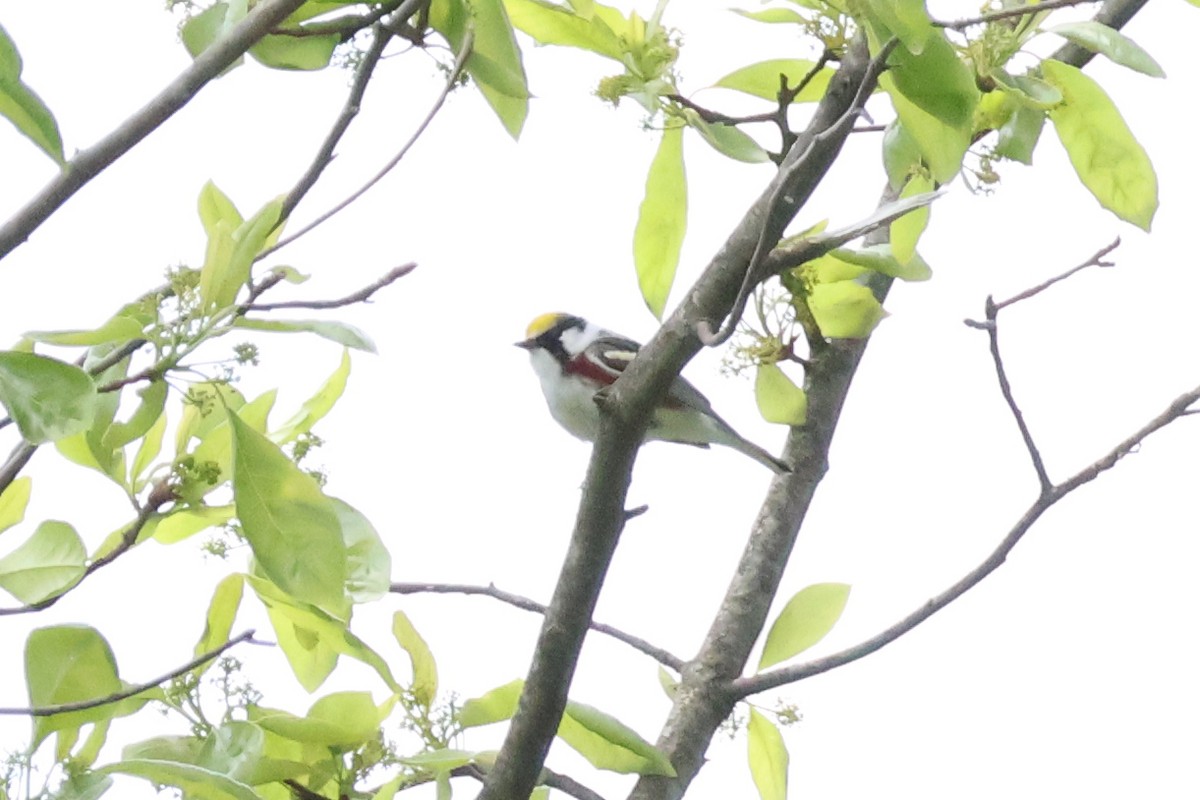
<box><xmin>575</xmin><ymin>335</ymin><xmax>719</xmax><ymax>415</ymax></box>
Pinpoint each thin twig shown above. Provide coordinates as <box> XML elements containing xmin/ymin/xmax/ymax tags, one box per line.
<box><xmin>263</xmin><ymin>26</ymin><xmax>475</xmax><ymax>257</ymax></box>
<box><xmin>734</xmin><ymin>380</ymin><xmax>1200</xmax><ymax>698</ymax></box>
<box><xmin>269</xmin><ymin>0</ymin><xmax>406</xmax><ymax>39</ymax></box>
<box><xmin>933</xmin><ymin>0</ymin><xmax>1099</xmax><ymax>30</ymax></box>
<box><xmin>245</xmin><ymin>263</ymin><xmax>416</xmax><ymax>312</ymax></box>
<box><xmin>0</xmin><ymin>491</ymin><xmax>168</xmax><ymax>616</ymax></box>
<box><xmin>993</xmin><ymin>237</ymin><xmax>1120</xmax><ymax>311</ymax></box>
<box><xmin>357</xmin><ymin>763</ymin><xmax>607</xmax><ymax>800</ymax></box>
<box><xmin>390</xmin><ymin>582</ymin><xmax>684</xmax><ymax>671</ymax></box>
<box><xmin>697</xmin><ymin>38</ymin><xmax>899</xmax><ymax>348</ymax></box>
<box><xmin>0</xmin><ymin>630</ymin><xmax>260</xmax><ymax>716</ymax></box>
<box><xmin>0</xmin><ymin>0</ymin><xmax>309</xmax><ymax>260</ymax></box>
<box><xmin>275</xmin><ymin>24</ymin><xmax>396</xmax><ymax>226</ymax></box>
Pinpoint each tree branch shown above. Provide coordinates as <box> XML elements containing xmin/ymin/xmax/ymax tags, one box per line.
<box><xmin>734</xmin><ymin>379</ymin><xmax>1200</xmax><ymax>698</ymax></box>
<box><xmin>0</xmin><ymin>0</ymin><xmax>310</xmax><ymax>260</ymax></box>
<box><xmin>261</xmin><ymin>24</ymin><xmax>474</xmax><ymax>258</ymax></box>
<box><xmin>391</xmin><ymin>581</ymin><xmax>684</xmax><ymax>671</ymax></box>
<box><xmin>0</xmin><ymin>630</ymin><xmax>259</xmax><ymax>716</ymax></box>
<box><xmin>933</xmin><ymin>0</ymin><xmax>1100</xmax><ymax>30</ymax></box>
<box><xmin>245</xmin><ymin>263</ymin><xmax>416</xmax><ymax>312</ymax></box>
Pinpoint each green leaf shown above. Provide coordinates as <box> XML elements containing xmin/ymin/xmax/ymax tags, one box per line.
<box><xmin>254</xmin><ymin>692</ymin><xmax>393</xmax><ymax>749</ymax></box>
<box><xmin>97</xmin><ymin>760</ymin><xmax>260</xmax><ymax>800</ymax></box>
<box><xmin>747</xmin><ymin>708</ymin><xmax>788</xmax><ymax>800</ymax></box>
<box><xmin>880</xmin><ymin>73</ymin><xmax>969</xmax><ymax>183</ymax></box>
<box><xmin>0</xmin><ymin>23</ymin><xmax>64</xmax><ymax>163</ymax></box>
<box><xmin>1044</xmin><ymin>21</ymin><xmax>1165</xmax><ymax>78</ymax></box>
<box><xmin>732</xmin><ymin>7</ymin><xmax>807</xmax><ymax>24</ymax></box>
<box><xmin>503</xmin><ymin>0</ymin><xmax>625</xmax><ymax>60</ymax></box>
<box><xmin>807</xmin><ymin>282</ymin><xmax>886</xmax><ymax>338</ymax></box>
<box><xmin>995</xmin><ymin>104</ymin><xmax>1045</xmax><ymax>164</ymax></box>
<box><xmin>560</xmin><ymin>701</ymin><xmax>676</xmax><ymax>776</ymax></box>
<box><xmin>866</xmin><ymin>0</ymin><xmax>933</xmax><ymax>54</ymax></box>
<box><xmin>248</xmin><ymin>575</ymin><xmax>400</xmax><ymax>693</ymax></box>
<box><xmin>272</xmin><ymin>350</ymin><xmax>351</xmax><ymax>444</ymax></box>
<box><xmin>890</xmin><ymin>173</ymin><xmax>932</xmax><ymax>264</ymax></box>
<box><xmin>332</xmin><ymin>499</ymin><xmax>391</xmax><ymax>604</ymax></box>
<box><xmin>881</xmin><ymin>119</ymin><xmax>921</xmax><ymax>190</ymax></box>
<box><xmin>459</xmin><ymin>679</ymin><xmax>523</xmax><ymax>727</ymax></box>
<box><xmin>0</xmin><ymin>352</ymin><xmax>98</xmax><ymax>444</ymax></box>
<box><xmin>188</xmin><ymin>389</ymin><xmax>278</xmax><ymax>496</ymax></box>
<box><xmin>192</xmin><ymin>574</ymin><xmax>244</xmax><ymax>677</ymax></box>
<box><xmin>634</xmin><ymin>126</ymin><xmax>687</xmax><ymax>319</ymax></box>
<box><xmin>198</xmin><ymin>180</ymin><xmax>243</xmax><ymax>239</ymax></box>
<box><xmin>199</xmin><ymin>722</ymin><xmax>266</xmax><ymax>783</ymax></box>
<box><xmin>101</xmin><ymin>380</ymin><xmax>168</xmax><ymax>450</ymax></box>
<box><xmin>235</xmin><ymin>318</ymin><xmax>377</xmax><ymax>352</ymax></box>
<box><xmin>147</xmin><ymin>505</ymin><xmax>236</xmax><ymax>545</ymax></box>
<box><xmin>0</xmin><ymin>520</ymin><xmax>85</xmax><ymax>604</ymax></box>
<box><xmin>713</xmin><ymin>59</ymin><xmax>833</xmax><ymax>103</ymax></box>
<box><xmin>181</xmin><ymin>2</ymin><xmax>247</xmax><ymax>73</ymax></box>
<box><xmin>828</xmin><ymin>245</ymin><xmax>932</xmax><ymax>282</ymax></box>
<box><xmin>886</xmin><ymin>31</ymin><xmax>978</xmax><ymax>129</ymax></box>
<box><xmin>755</xmin><ymin>364</ymin><xmax>807</xmax><ymax>426</ymax></box>
<box><xmin>1041</xmin><ymin>59</ymin><xmax>1157</xmax><ymax>231</ymax></box>
<box><xmin>24</xmin><ymin>316</ymin><xmax>145</xmax><ymax>347</ymax></box>
<box><xmin>130</xmin><ymin>410</ymin><xmax>168</xmax><ymax>490</ymax></box>
<box><xmin>26</xmin><ymin>625</ymin><xmax>124</xmax><ymax>748</ymax></box>
<box><xmin>685</xmin><ymin>112</ymin><xmax>770</xmax><ymax>164</ymax></box>
<box><xmin>990</xmin><ymin>69</ymin><xmax>1061</xmax><ymax>110</ymax></box>
<box><xmin>656</xmin><ymin>665</ymin><xmax>678</xmax><ymax>700</ymax></box>
<box><xmin>758</xmin><ymin>582</ymin><xmax>851</xmax><ymax>669</ymax></box>
<box><xmin>230</xmin><ymin>412</ymin><xmax>347</xmax><ymax>614</ymax></box>
<box><xmin>398</xmin><ymin>748</ymin><xmax>476</xmax><ymax>771</ymax></box>
<box><xmin>250</xmin><ymin>33</ymin><xmax>339</xmax><ymax>70</ymax></box>
<box><xmin>200</xmin><ymin>198</ymin><xmax>284</xmax><ymax>310</ymax></box>
<box><xmin>393</xmin><ymin>611</ymin><xmax>439</xmax><ymax>707</ymax></box>
<box><xmin>430</xmin><ymin>0</ymin><xmax>529</xmax><ymax>138</ymax></box>
<box><xmin>0</xmin><ymin>476</ymin><xmax>32</xmax><ymax>535</ymax></box>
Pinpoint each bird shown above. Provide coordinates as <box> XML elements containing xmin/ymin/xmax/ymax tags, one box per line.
<box><xmin>516</xmin><ymin>312</ymin><xmax>790</xmax><ymax>473</ymax></box>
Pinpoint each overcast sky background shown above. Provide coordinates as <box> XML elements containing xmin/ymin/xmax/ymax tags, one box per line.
<box><xmin>1</xmin><ymin>2</ymin><xmax>1198</xmax><ymax>799</ymax></box>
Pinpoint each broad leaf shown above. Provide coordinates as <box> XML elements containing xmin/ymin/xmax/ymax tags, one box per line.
<box><xmin>235</xmin><ymin>318</ymin><xmax>376</xmax><ymax>352</ymax></box>
<box><xmin>881</xmin><ymin>119</ymin><xmax>922</xmax><ymax>190</ymax></box>
<box><xmin>503</xmin><ymin>0</ymin><xmax>625</xmax><ymax>60</ymax></box>
<box><xmin>713</xmin><ymin>59</ymin><xmax>833</xmax><ymax>103</ymax></box>
<box><xmin>254</xmin><ymin>692</ymin><xmax>394</xmax><ymax>749</ymax></box>
<box><xmin>0</xmin><ymin>520</ymin><xmax>85</xmax><ymax>604</ymax></box>
<box><xmin>333</xmin><ymin>499</ymin><xmax>391</xmax><ymax>603</ymax></box>
<box><xmin>886</xmin><ymin>31</ymin><xmax>978</xmax><ymax>129</ymax></box>
<box><xmin>1041</xmin><ymin>59</ymin><xmax>1157</xmax><ymax>231</ymax></box>
<box><xmin>398</xmin><ymin>748</ymin><xmax>477</xmax><ymax>771</ymax></box>
<box><xmin>880</xmin><ymin>73</ymin><xmax>969</xmax><ymax>183</ymax></box>
<box><xmin>758</xmin><ymin>582</ymin><xmax>851</xmax><ymax>669</ymax></box>
<box><xmin>198</xmin><ymin>181</ymin><xmax>243</xmax><ymax>239</ymax></box>
<box><xmin>26</xmin><ymin>625</ymin><xmax>124</xmax><ymax>748</ymax></box>
<box><xmin>807</xmin><ymin>282</ymin><xmax>887</xmax><ymax>338</ymax></box>
<box><xmin>98</xmin><ymin>760</ymin><xmax>260</xmax><ymax>800</ymax></box>
<box><xmin>459</xmin><ymin>679</ymin><xmax>523</xmax><ymax>727</ymax></box>
<box><xmin>271</xmin><ymin>350</ymin><xmax>350</xmax><ymax>444</ymax></box>
<box><xmin>393</xmin><ymin>611</ymin><xmax>439</xmax><ymax>706</ymax></box>
<box><xmin>732</xmin><ymin>7</ymin><xmax>806</xmax><ymax>24</ymax></box>
<box><xmin>889</xmin><ymin>173</ymin><xmax>932</xmax><ymax>264</ymax></box>
<box><xmin>0</xmin><ymin>476</ymin><xmax>32</xmax><ymax>535</ymax></box>
<box><xmin>192</xmin><ymin>574</ymin><xmax>245</xmax><ymax>677</ymax></box>
<box><xmin>995</xmin><ymin>104</ymin><xmax>1045</xmax><ymax>165</ymax></box>
<box><xmin>1045</xmin><ymin>21</ymin><xmax>1164</xmax><ymax>78</ymax></box>
<box><xmin>250</xmin><ymin>33</ymin><xmax>339</xmax><ymax>70</ymax></box>
<box><xmin>0</xmin><ymin>352</ymin><xmax>98</xmax><ymax>444</ymax></box>
<box><xmin>24</xmin><ymin>316</ymin><xmax>145</xmax><ymax>347</ymax></box>
<box><xmin>747</xmin><ymin>708</ymin><xmax>788</xmax><ymax>800</ymax></box>
<box><xmin>101</xmin><ymin>380</ymin><xmax>168</xmax><ymax>450</ymax></box>
<box><xmin>230</xmin><ymin>412</ymin><xmax>347</xmax><ymax>614</ymax></box>
<box><xmin>866</xmin><ymin>0</ymin><xmax>933</xmax><ymax>54</ymax></box>
<box><xmin>0</xmin><ymin>23</ymin><xmax>64</xmax><ymax>162</ymax></box>
<box><xmin>755</xmin><ymin>364</ymin><xmax>807</xmax><ymax>426</ymax></box>
<box><xmin>148</xmin><ymin>505</ymin><xmax>236</xmax><ymax>545</ymax></box>
<box><xmin>685</xmin><ymin>113</ymin><xmax>770</xmax><ymax>164</ymax></box>
<box><xmin>634</xmin><ymin>125</ymin><xmax>687</xmax><ymax>318</ymax></box>
<box><xmin>560</xmin><ymin>701</ymin><xmax>676</xmax><ymax>776</ymax></box>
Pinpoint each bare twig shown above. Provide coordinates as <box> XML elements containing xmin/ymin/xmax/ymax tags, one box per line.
<box><xmin>0</xmin><ymin>0</ymin><xmax>310</xmax><ymax>260</ymax></box>
<box><xmin>276</xmin><ymin>24</ymin><xmax>396</xmax><ymax>225</ymax></box>
<box><xmin>933</xmin><ymin>0</ymin><xmax>1099</xmax><ymax>30</ymax></box>
<box><xmin>734</xmin><ymin>380</ymin><xmax>1200</xmax><ymax>698</ymax></box>
<box><xmin>391</xmin><ymin>582</ymin><xmax>684</xmax><ymax>671</ymax></box>
<box><xmin>696</xmin><ymin>38</ymin><xmax>899</xmax><ymax>348</ymax></box>
<box><xmin>992</xmin><ymin>238</ymin><xmax>1120</xmax><ymax>311</ymax></box>
<box><xmin>262</xmin><ymin>26</ymin><xmax>474</xmax><ymax>257</ymax></box>
<box><xmin>360</xmin><ymin>763</ymin><xmax>606</xmax><ymax>800</ymax></box>
<box><xmin>0</xmin><ymin>443</ymin><xmax>36</xmax><ymax>499</ymax></box>
<box><xmin>0</xmin><ymin>630</ymin><xmax>259</xmax><ymax>716</ymax></box>
<box><xmin>245</xmin><ymin>263</ymin><xmax>416</xmax><ymax>312</ymax></box>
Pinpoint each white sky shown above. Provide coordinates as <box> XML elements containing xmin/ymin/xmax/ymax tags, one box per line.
<box><xmin>1</xmin><ymin>2</ymin><xmax>1198</xmax><ymax>799</ymax></box>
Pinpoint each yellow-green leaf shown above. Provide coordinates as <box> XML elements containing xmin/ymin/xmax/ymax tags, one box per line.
<box><xmin>713</xmin><ymin>59</ymin><xmax>833</xmax><ymax>103</ymax></box>
<box><xmin>634</xmin><ymin>126</ymin><xmax>687</xmax><ymax>318</ymax></box>
<box><xmin>807</xmin><ymin>282</ymin><xmax>887</xmax><ymax>338</ymax></box>
<box><xmin>747</xmin><ymin>708</ymin><xmax>788</xmax><ymax>800</ymax></box>
<box><xmin>393</xmin><ymin>611</ymin><xmax>438</xmax><ymax>707</ymax></box>
<box><xmin>560</xmin><ymin>701</ymin><xmax>676</xmax><ymax>776</ymax></box>
<box><xmin>886</xmin><ymin>31</ymin><xmax>978</xmax><ymax>129</ymax></box>
<box><xmin>0</xmin><ymin>23</ymin><xmax>64</xmax><ymax>163</ymax></box>
<box><xmin>755</xmin><ymin>364</ymin><xmax>807</xmax><ymax>426</ymax></box>
<box><xmin>1044</xmin><ymin>21</ymin><xmax>1164</xmax><ymax>78</ymax></box>
<box><xmin>889</xmin><ymin>173</ymin><xmax>932</xmax><ymax>264</ymax></box>
<box><xmin>460</xmin><ymin>679</ymin><xmax>523</xmax><ymax>727</ymax></box>
<box><xmin>880</xmin><ymin>73</ymin><xmax>969</xmax><ymax>183</ymax></box>
<box><xmin>758</xmin><ymin>582</ymin><xmax>851</xmax><ymax>670</ymax></box>
<box><xmin>0</xmin><ymin>521</ymin><xmax>85</xmax><ymax>604</ymax></box>
<box><xmin>0</xmin><ymin>476</ymin><xmax>32</xmax><ymax>536</ymax></box>
<box><xmin>503</xmin><ymin>0</ymin><xmax>624</xmax><ymax>60</ymax></box>
<box><xmin>0</xmin><ymin>352</ymin><xmax>98</xmax><ymax>444</ymax></box>
<box><xmin>192</xmin><ymin>574</ymin><xmax>244</xmax><ymax>677</ymax></box>
<box><xmin>1041</xmin><ymin>59</ymin><xmax>1157</xmax><ymax>231</ymax></box>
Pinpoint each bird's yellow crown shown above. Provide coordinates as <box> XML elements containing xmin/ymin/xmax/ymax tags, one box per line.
<box><xmin>525</xmin><ymin>312</ymin><xmax>568</xmax><ymax>340</ymax></box>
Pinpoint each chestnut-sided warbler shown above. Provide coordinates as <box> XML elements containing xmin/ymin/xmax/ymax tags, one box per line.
<box><xmin>516</xmin><ymin>313</ymin><xmax>789</xmax><ymax>473</ymax></box>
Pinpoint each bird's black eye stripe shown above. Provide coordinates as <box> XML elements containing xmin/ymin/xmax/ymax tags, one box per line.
<box><xmin>536</xmin><ymin>315</ymin><xmax>585</xmax><ymax>363</ymax></box>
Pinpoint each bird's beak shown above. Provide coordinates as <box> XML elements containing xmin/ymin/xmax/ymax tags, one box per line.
<box><xmin>514</xmin><ymin>338</ymin><xmax>537</xmax><ymax>350</ymax></box>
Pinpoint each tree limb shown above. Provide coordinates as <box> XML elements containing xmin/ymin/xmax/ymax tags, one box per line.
<box><xmin>0</xmin><ymin>0</ymin><xmax>310</xmax><ymax>260</ymax></box>
<box><xmin>391</xmin><ymin>581</ymin><xmax>685</xmax><ymax>671</ymax></box>
<box><xmin>933</xmin><ymin>0</ymin><xmax>1100</xmax><ymax>30</ymax></box>
<box><xmin>245</xmin><ymin>263</ymin><xmax>416</xmax><ymax>312</ymax></box>
<box><xmin>734</xmin><ymin>378</ymin><xmax>1200</xmax><ymax>697</ymax></box>
<box><xmin>0</xmin><ymin>630</ymin><xmax>259</xmax><ymax>716</ymax></box>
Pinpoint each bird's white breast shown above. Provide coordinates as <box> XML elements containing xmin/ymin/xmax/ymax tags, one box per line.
<box><xmin>529</xmin><ymin>349</ymin><xmax>601</xmax><ymax>441</ymax></box>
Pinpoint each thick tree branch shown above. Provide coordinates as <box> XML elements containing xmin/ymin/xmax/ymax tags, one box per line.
<box><xmin>0</xmin><ymin>630</ymin><xmax>258</xmax><ymax>716</ymax></box>
<box><xmin>0</xmin><ymin>0</ymin><xmax>309</xmax><ymax>260</ymax></box>
<box><xmin>391</xmin><ymin>581</ymin><xmax>685</xmax><ymax>671</ymax></box>
<box><xmin>477</xmin><ymin>34</ymin><xmax>886</xmax><ymax>800</ymax></box>
<box><xmin>734</xmin><ymin>379</ymin><xmax>1200</xmax><ymax>697</ymax></box>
